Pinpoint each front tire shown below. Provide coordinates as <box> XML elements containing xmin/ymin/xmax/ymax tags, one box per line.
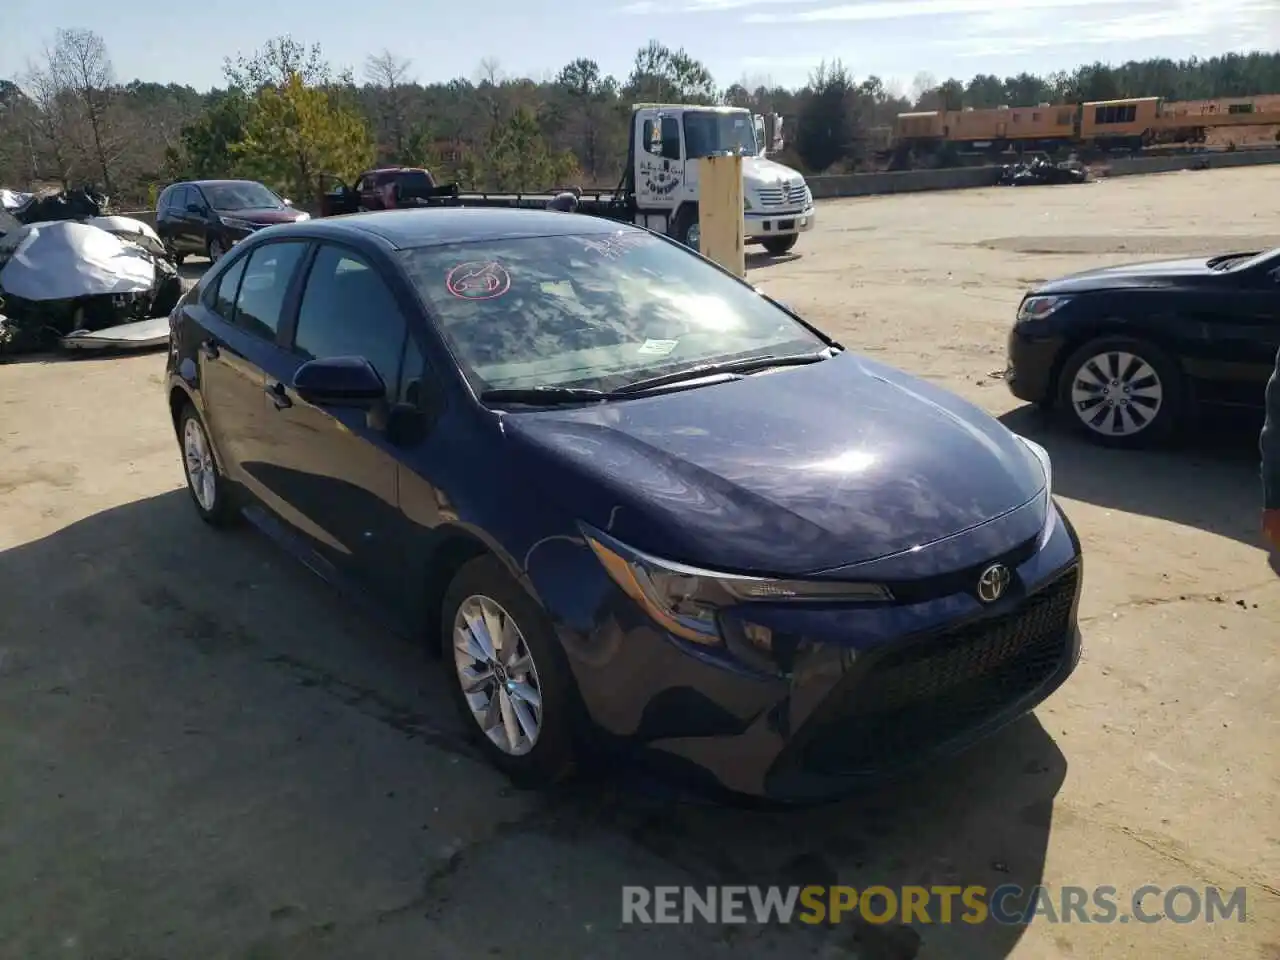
<box><xmin>178</xmin><ymin>403</ymin><xmax>237</xmax><ymax>526</ymax></box>
<box><xmin>671</xmin><ymin>207</ymin><xmax>700</xmax><ymax>252</ymax></box>
<box><xmin>441</xmin><ymin>555</ymin><xmax>577</xmax><ymax>788</ymax></box>
<box><xmin>762</xmin><ymin>235</ymin><xmax>798</xmax><ymax>255</ymax></box>
<box><xmin>1055</xmin><ymin>335</ymin><xmax>1182</xmax><ymax>447</ymax></box>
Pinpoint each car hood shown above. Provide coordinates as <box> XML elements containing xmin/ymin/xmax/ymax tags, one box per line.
<box><xmin>502</xmin><ymin>352</ymin><xmax>1046</xmax><ymax>576</ymax></box>
<box><xmin>216</xmin><ymin>207</ymin><xmax>303</xmax><ymax>224</ymax></box>
<box><xmin>743</xmin><ymin>156</ymin><xmax>807</xmax><ymax>191</ymax></box>
<box><xmin>1034</xmin><ymin>256</ymin><xmax>1225</xmax><ymax>293</ymax></box>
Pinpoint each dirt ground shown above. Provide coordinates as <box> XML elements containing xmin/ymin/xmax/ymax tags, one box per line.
<box><xmin>1</xmin><ymin>167</ymin><xmax>1277</xmax><ymax>960</ymax></box>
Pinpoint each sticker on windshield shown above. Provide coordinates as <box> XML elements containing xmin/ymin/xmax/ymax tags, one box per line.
<box><xmin>637</xmin><ymin>338</ymin><xmax>678</xmax><ymax>357</ymax></box>
<box><xmin>446</xmin><ymin>261</ymin><xmax>511</xmax><ymax>300</ymax></box>
<box><xmin>579</xmin><ymin>233</ymin><xmax>655</xmax><ymax>260</ymax></box>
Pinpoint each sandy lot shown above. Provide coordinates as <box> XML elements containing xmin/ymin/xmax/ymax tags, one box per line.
<box><xmin>1</xmin><ymin>167</ymin><xmax>1277</xmax><ymax>960</ymax></box>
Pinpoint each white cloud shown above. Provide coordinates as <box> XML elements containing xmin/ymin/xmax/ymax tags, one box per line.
<box><xmin>946</xmin><ymin>0</ymin><xmax>1275</xmax><ymax>58</ymax></box>
<box><xmin>745</xmin><ymin>0</ymin><xmax>1161</xmax><ymax>25</ymax></box>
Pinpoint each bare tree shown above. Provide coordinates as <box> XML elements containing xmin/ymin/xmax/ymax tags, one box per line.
<box><xmin>364</xmin><ymin>49</ymin><xmax>414</xmax><ymax>161</ymax></box>
<box><xmin>476</xmin><ymin>57</ymin><xmax>503</xmax><ymax>86</ymax></box>
<box><xmin>49</xmin><ymin>28</ymin><xmax>117</xmax><ymax>193</ymax></box>
<box><xmin>19</xmin><ymin>58</ymin><xmax>80</xmax><ymax>188</ymax></box>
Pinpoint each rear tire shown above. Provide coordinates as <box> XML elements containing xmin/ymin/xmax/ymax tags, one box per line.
<box><xmin>762</xmin><ymin>235</ymin><xmax>798</xmax><ymax>255</ymax></box>
<box><xmin>177</xmin><ymin>403</ymin><xmax>238</xmax><ymax>527</ymax></box>
<box><xmin>441</xmin><ymin>555</ymin><xmax>577</xmax><ymax>789</ymax></box>
<box><xmin>1054</xmin><ymin>335</ymin><xmax>1183</xmax><ymax>448</ymax></box>
<box><xmin>206</xmin><ymin>236</ymin><xmax>226</xmax><ymax>263</ymax></box>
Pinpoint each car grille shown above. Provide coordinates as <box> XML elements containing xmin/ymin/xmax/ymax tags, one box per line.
<box><xmin>755</xmin><ymin>180</ymin><xmax>809</xmax><ymax>209</ymax></box>
<box><xmin>800</xmin><ymin>568</ymin><xmax>1078</xmax><ymax>776</ymax></box>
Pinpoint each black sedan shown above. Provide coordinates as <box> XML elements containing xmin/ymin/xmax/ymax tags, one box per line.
<box><xmin>166</xmin><ymin>207</ymin><xmax>1082</xmax><ymax>803</ymax></box>
<box><xmin>1005</xmin><ymin>247</ymin><xmax>1280</xmax><ymax>446</ymax></box>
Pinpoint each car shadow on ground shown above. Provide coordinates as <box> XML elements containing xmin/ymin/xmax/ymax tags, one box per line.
<box><xmin>745</xmin><ymin>251</ymin><xmax>801</xmax><ymax>271</ymax></box>
<box><xmin>0</xmin><ymin>489</ymin><xmax>1066</xmax><ymax>959</ymax></box>
<box><xmin>1000</xmin><ymin>404</ymin><xmax>1270</xmax><ymax>551</ymax></box>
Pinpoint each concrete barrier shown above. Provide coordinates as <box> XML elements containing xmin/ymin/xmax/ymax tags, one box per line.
<box><xmin>807</xmin><ymin>166</ymin><xmax>1002</xmax><ymax>199</ymax></box>
<box><xmin>1098</xmin><ymin>148</ymin><xmax>1280</xmax><ymax>178</ymax></box>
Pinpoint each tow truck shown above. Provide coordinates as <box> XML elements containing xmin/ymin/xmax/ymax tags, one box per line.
<box><xmin>320</xmin><ymin>104</ymin><xmax>815</xmax><ymax>255</ymax></box>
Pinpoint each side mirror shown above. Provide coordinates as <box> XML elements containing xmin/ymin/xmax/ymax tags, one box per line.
<box><xmin>293</xmin><ymin>356</ymin><xmax>385</xmax><ymax>407</ymax></box>
<box><xmin>282</xmin><ymin>198</ymin><xmax>294</xmax><ymax>207</ymax></box>
<box><xmin>186</xmin><ymin>203</ymin><xmax>204</xmax><ymax>215</ymax></box>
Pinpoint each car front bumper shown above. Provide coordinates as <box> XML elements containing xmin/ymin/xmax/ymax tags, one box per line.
<box><xmin>745</xmin><ymin>205</ymin><xmax>816</xmax><ymax>240</ymax></box>
<box><xmin>1006</xmin><ymin>324</ymin><xmax>1067</xmax><ymax>405</ymax></box>
<box><xmin>558</xmin><ymin>501</ymin><xmax>1084</xmax><ymax>804</ymax></box>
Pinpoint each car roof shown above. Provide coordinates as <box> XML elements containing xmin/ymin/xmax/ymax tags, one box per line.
<box><xmin>303</xmin><ymin>207</ymin><xmax>635</xmax><ymax>249</ymax></box>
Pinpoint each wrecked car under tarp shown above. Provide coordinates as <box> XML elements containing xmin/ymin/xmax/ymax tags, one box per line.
<box><xmin>0</xmin><ymin>217</ymin><xmax>180</xmax><ymax>357</ymax></box>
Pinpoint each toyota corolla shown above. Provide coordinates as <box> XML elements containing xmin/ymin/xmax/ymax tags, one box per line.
<box><xmin>166</xmin><ymin>208</ymin><xmax>1083</xmax><ymax>803</ymax></box>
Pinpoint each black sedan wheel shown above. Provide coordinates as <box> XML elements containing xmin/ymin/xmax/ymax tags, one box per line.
<box><xmin>178</xmin><ymin>403</ymin><xmax>237</xmax><ymax>526</ymax></box>
<box><xmin>1055</xmin><ymin>335</ymin><xmax>1181</xmax><ymax>447</ymax></box>
<box><xmin>441</xmin><ymin>555</ymin><xmax>577</xmax><ymax>788</ymax></box>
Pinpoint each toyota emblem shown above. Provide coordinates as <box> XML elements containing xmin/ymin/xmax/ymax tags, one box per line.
<box><xmin>976</xmin><ymin>563</ymin><xmax>1011</xmax><ymax>603</ymax></box>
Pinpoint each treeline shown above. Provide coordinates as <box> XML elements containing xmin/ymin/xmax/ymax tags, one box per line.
<box><xmin>2</xmin><ymin>30</ymin><xmax>1279</xmax><ymax>208</ymax></box>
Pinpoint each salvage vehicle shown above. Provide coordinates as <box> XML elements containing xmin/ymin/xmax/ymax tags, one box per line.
<box><xmin>321</xmin><ymin>104</ymin><xmax>815</xmax><ymax>256</ymax></box>
<box><xmin>155</xmin><ymin>179</ymin><xmax>310</xmax><ymax>265</ymax></box>
<box><xmin>167</xmin><ymin>208</ymin><xmax>1082</xmax><ymax>802</ymax></box>
<box><xmin>319</xmin><ymin>167</ymin><xmax>457</xmax><ymax>213</ymax></box>
<box><xmin>1005</xmin><ymin>247</ymin><xmax>1280</xmax><ymax>447</ymax></box>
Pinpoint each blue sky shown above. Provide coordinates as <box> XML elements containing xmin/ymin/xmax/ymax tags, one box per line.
<box><xmin>3</xmin><ymin>0</ymin><xmax>1277</xmax><ymax>94</ymax></box>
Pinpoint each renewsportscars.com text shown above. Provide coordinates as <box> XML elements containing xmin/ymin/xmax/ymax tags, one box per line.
<box><xmin>621</xmin><ymin>884</ymin><xmax>1248</xmax><ymax>926</ymax></box>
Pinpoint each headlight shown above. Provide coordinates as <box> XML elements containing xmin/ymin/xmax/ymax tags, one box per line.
<box><xmin>1017</xmin><ymin>295</ymin><xmax>1070</xmax><ymax>322</ymax></box>
<box><xmin>1014</xmin><ymin>434</ymin><xmax>1057</xmax><ymax>547</ymax></box>
<box><xmin>218</xmin><ymin>216</ymin><xmax>255</xmax><ymax>230</ymax></box>
<box><xmin>583</xmin><ymin>526</ymin><xmax>891</xmax><ymax>645</ymax></box>
<box><xmin>293</xmin><ymin>211</ymin><xmax>311</xmax><ymax>222</ymax></box>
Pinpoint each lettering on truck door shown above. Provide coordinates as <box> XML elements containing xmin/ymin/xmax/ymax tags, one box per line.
<box><xmin>635</xmin><ymin>110</ymin><xmax>683</xmax><ymax>228</ymax></box>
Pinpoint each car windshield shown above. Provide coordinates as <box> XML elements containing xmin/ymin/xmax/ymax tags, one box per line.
<box><xmin>399</xmin><ymin>231</ymin><xmax>826</xmax><ymax>395</ymax></box>
<box><xmin>683</xmin><ymin>111</ymin><xmax>758</xmax><ymax>159</ymax></box>
<box><xmin>205</xmin><ymin>182</ymin><xmax>283</xmax><ymax>211</ymax></box>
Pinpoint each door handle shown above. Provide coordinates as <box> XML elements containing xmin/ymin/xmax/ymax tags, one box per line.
<box><xmin>266</xmin><ymin>380</ymin><xmax>292</xmax><ymax>409</ymax></box>
<box><xmin>200</xmin><ymin>339</ymin><xmax>219</xmax><ymax>360</ymax></box>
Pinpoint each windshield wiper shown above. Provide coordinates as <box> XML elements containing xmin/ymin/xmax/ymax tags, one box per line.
<box><xmin>480</xmin><ymin>386</ymin><xmax>606</xmax><ymax>406</ymax></box>
<box><xmin>611</xmin><ymin>349</ymin><xmax>834</xmax><ymax>396</ymax></box>
<box><xmin>1206</xmin><ymin>252</ymin><xmax>1257</xmax><ymax>270</ymax></box>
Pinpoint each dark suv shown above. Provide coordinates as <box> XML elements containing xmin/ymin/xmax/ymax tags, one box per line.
<box><xmin>155</xmin><ymin>179</ymin><xmax>309</xmax><ymax>264</ymax></box>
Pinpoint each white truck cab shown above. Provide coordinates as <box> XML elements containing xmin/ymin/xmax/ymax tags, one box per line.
<box><xmin>629</xmin><ymin>103</ymin><xmax>816</xmax><ymax>255</ymax></box>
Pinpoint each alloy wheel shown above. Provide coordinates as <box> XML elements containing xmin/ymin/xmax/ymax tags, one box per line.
<box><xmin>452</xmin><ymin>595</ymin><xmax>544</xmax><ymax>756</ymax></box>
<box><xmin>182</xmin><ymin>417</ymin><xmax>217</xmax><ymax>512</ymax></box>
<box><xmin>1069</xmin><ymin>350</ymin><xmax>1163</xmax><ymax>437</ymax></box>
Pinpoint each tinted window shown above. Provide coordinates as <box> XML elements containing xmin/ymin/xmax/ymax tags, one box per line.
<box><xmin>399</xmin><ymin>232</ymin><xmax>824</xmax><ymax>393</ymax></box>
<box><xmin>393</xmin><ymin>170</ymin><xmax>435</xmax><ymax>190</ymax></box>
<box><xmin>233</xmin><ymin>241</ymin><xmax>307</xmax><ymax>341</ymax></box>
<box><xmin>211</xmin><ymin>255</ymin><xmax>247</xmax><ymax>319</ymax></box>
<box><xmin>293</xmin><ymin>245</ymin><xmax>407</xmax><ymax>399</ymax></box>
<box><xmin>205</xmin><ymin>181</ymin><xmax>283</xmax><ymax>211</ymax></box>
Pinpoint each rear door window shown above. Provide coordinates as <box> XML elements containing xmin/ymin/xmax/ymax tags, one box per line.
<box><xmin>232</xmin><ymin>241</ymin><xmax>308</xmax><ymax>341</ymax></box>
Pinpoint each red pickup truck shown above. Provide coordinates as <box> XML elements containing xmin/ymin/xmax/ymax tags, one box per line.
<box><xmin>319</xmin><ymin>167</ymin><xmax>457</xmax><ymax>216</ymax></box>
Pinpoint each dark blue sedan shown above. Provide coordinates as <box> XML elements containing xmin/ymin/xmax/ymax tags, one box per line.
<box><xmin>165</xmin><ymin>207</ymin><xmax>1083</xmax><ymax>803</ymax></box>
